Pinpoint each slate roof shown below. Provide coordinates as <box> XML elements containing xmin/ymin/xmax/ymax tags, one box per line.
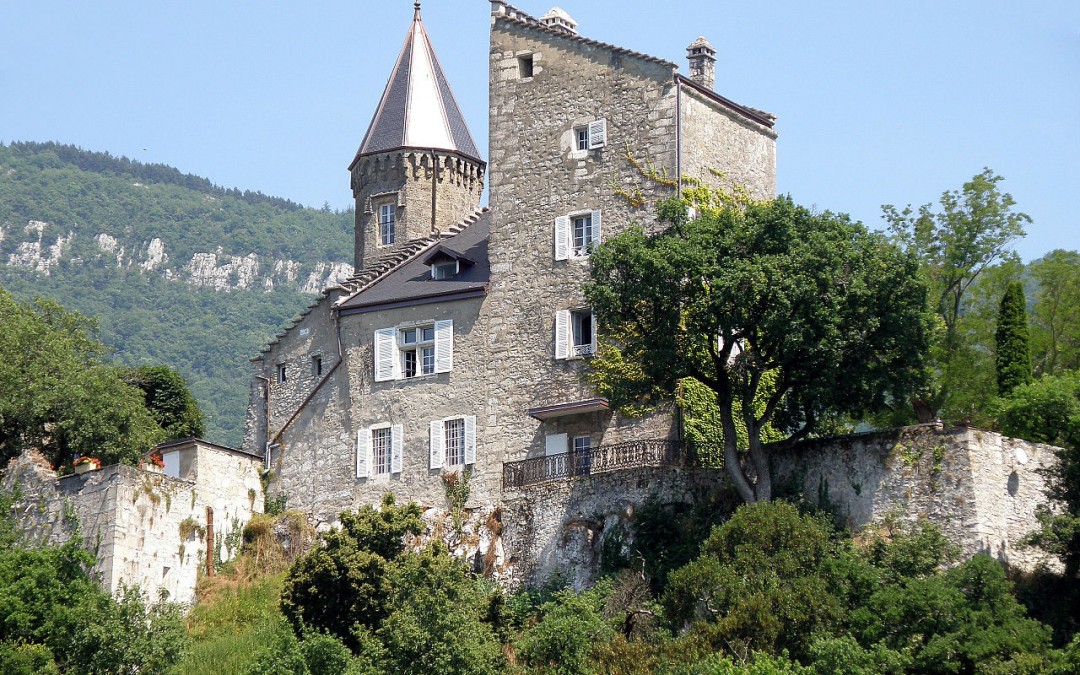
<box><xmin>351</xmin><ymin>5</ymin><xmax>482</xmax><ymax>167</ymax></box>
<box><xmin>336</xmin><ymin>210</ymin><xmax>490</xmax><ymax>313</ymax></box>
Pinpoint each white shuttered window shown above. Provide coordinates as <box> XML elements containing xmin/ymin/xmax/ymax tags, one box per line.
<box><xmin>374</xmin><ymin>320</ymin><xmax>453</xmax><ymax>381</ymax></box>
<box><xmin>431</xmin><ymin>415</ymin><xmax>477</xmax><ymax>468</ymax></box>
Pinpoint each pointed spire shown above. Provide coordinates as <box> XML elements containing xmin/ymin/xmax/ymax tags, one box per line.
<box><xmin>351</xmin><ymin>6</ymin><xmax>482</xmax><ymax>167</ymax></box>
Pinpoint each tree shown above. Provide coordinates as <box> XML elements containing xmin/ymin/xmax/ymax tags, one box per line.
<box><xmin>1030</xmin><ymin>250</ymin><xmax>1080</xmax><ymax>375</ymax></box>
<box><xmin>0</xmin><ymin>286</ymin><xmax>164</xmax><ymax>468</ymax></box>
<box><xmin>125</xmin><ymin>365</ymin><xmax>205</xmax><ymax>440</ymax></box>
<box><xmin>883</xmin><ymin>168</ymin><xmax>1030</xmax><ymax>419</ymax></box>
<box><xmin>995</xmin><ymin>281</ymin><xmax>1033</xmax><ymax>396</ymax></box>
<box><xmin>585</xmin><ymin>196</ymin><xmax>931</xmax><ymax>502</ymax></box>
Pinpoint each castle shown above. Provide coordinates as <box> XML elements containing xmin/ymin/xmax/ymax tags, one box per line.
<box><xmin>3</xmin><ymin>2</ymin><xmax>1057</xmax><ymax>602</ymax></box>
<box><xmin>244</xmin><ymin>1</ymin><xmax>775</xmax><ymax>525</ymax></box>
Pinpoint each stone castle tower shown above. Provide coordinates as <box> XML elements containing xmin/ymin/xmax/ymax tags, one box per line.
<box><xmin>348</xmin><ymin>2</ymin><xmax>486</xmax><ymax>272</ymax></box>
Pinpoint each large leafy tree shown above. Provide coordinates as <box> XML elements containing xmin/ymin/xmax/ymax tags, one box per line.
<box><xmin>125</xmin><ymin>365</ymin><xmax>205</xmax><ymax>441</ymax></box>
<box><xmin>1030</xmin><ymin>250</ymin><xmax>1080</xmax><ymax>375</ymax></box>
<box><xmin>883</xmin><ymin>168</ymin><xmax>1030</xmax><ymax>420</ymax></box>
<box><xmin>0</xmin><ymin>286</ymin><xmax>163</xmax><ymax>468</ymax></box>
<box><xmin>585</xmin><ymin>196</ymin><xmax>931</xmax><ymax>502</ymax></box>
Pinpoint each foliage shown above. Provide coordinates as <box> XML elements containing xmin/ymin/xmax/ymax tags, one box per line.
<box><xmin>517</xmin><ymin>581</ymin><xmax>616</xmax><ymax>674</ymax></box>
<box><xmin>0</xmin><ymin>285</ymin><xmax>164</xmax><ymax>468</ymax></box>
<box><xmin>1030</xmin><ymin>249</ymin><xmax>1080</xmax><ymax>375</ymax></box>
<box><xmin>883</xmin><ymin>168</ymin><xmax>1030</xmax><ymax>420</ymax></box>
<box><xmin>663</xmin><ymin>501</ymin><xmax>844</xmax><ymax>661</ymax></box>
<box><xmin>0</xmin><ymin>141</ymin><xmax>354</xmax><ymax>445</ymax></box>
<box><xmin>126</xmin><ymin>365</ymin><xmax>205</xmax><ymax>440</ymax></box>
<box><xmin>0</xmin><ymin>529</ymin><xmax>188</xmax><ymax>673</ymax></box>
<box><xmin>586</xmin><ymin>194</ymin><xmax>930</xmax><ymax>502</ymax></box>
<box><xmin>630</xmin><ymin>497</ymin><xmax>733</xmax><ymax>594</ymax></box>
<box><xmin>995</xmin><ymin>280</ymin><xmax>1032</xmax><ymax>395</ymax></box>
<box><xmin>279</xmin><ymin>494</ymin><xmax>423</xmax><ymax>646</ymax></box>
<box><xmin>677</xmin><ymin>377</ymin><xmax>783</xmax><ymax>468</ymax></box>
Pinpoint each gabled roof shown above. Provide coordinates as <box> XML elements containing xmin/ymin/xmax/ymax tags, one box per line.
<box><xmin>351</xmin><ymin>4</ymin><xmax>482</xmax><ymax>167</ymax></box>
<box><xmin>336</xmin><ymin>210</ymin><xmax>490</xmax><ymax>314</ymax></box>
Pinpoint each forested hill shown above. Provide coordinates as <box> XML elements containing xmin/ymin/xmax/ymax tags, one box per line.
<box><xmin>0</xmin><ymin>141</ymin><xmax>355</xmax><ymax>446</ymax></box>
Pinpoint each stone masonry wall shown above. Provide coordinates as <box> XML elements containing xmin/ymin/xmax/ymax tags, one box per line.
<box><xmin>678</xmin><ymin>85</ymin><xmax>777</xmax><ymax>199</ymax></box>
<box><xmin>485</xmin><ymin>9</ymin><xmax>683</xmax><ymax>467</ymax></box>
<box><xmin>3</xmin><ymin>447</ymin><xmax>263</xmax><ymax>605</ymax></box>
<box><xmin>770</xmin><ymin>424</ymin><xmax>1060</xmax><ymax>572</ymax></box>
<box><xmin>502</xmin><ymin>466</ymin><xmax>725</xmax><ymax>589</ymax></box>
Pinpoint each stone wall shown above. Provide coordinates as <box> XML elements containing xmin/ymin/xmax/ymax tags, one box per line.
<box><xmin>770</xmin><ymin>424</ymin><xmax>1061</xmax><ymax>572</ymax></box>
<box><xmin>2</xmin><ymin>443</ymin><xmax>263</xmax><ymax>605</ymax></box>
<box><xmin>502</xmin><ymin>466</ymin><xmax>725</xmax><ymax>589</ymax></box>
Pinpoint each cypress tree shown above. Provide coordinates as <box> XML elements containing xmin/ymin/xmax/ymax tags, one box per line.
<box><xmin>995</xmin><ymin>280</ymin><xmax>1032</xmax><ymax>396</ymax></box>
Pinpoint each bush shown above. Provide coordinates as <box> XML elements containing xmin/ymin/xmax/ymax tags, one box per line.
<box><xmin>517</xmin><ymin>581</ymin><xmax>615</xmax><ymax>674</ymax></box>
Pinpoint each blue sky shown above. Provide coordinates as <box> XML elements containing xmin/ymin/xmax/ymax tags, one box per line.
<box><xmin>1</xmin><ymin>1</ymin><xmax>1076</xmax><ymax>261</ymax></box>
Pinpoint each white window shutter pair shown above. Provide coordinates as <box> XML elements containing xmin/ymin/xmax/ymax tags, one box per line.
<box><xmin>554</xmin><ymin>216</ymin><xmax>570</xmax><ymax>261</ymax></box>
<box><xmin>555</xmin><ymin>310</ymin><xmax>570</xmax><ymax>360</ymax></box>
<box><xmin>588</xmin><ymin>118</ymin><xmax>607</xmax><ymax>149</ymax></box>
<box><xmin>429</xmin><ymin>416</ymin><xmax>477</xmax><ymax>469</ymax></box>
<box><xmin>357</xmin><ymin>424</ymin><xmax>403</xmax><ymax>477</ymax></box>
<box><xmin>434</xmin><ymin>320</ymin><xmax>453</xmax><ymax>373</ymax></box>
<box><xmin>373</xmin><ymin>328</ymin><xmax>399</xmax><ymax>382</ymax></box>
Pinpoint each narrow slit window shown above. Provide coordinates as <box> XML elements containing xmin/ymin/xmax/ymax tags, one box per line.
<box><xmin>518</xmin><ymin>54</ymin><xmax>534</xmax><ymax>78</ymax></box>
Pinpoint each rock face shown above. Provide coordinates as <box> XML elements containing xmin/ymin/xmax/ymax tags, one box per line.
<box><xmin>5</xmin><ymin>219</ymin><xmax>354</xmax><ymax>294</ymax></box>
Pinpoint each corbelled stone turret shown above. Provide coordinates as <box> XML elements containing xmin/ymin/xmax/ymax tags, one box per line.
<box><xmin>349</xmin><ymin>2</ymin><xmax>485</xmax><ymax>272</ymax></box>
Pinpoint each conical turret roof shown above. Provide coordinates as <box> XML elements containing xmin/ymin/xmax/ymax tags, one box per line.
<box><xmin>351</xmin><ymin>4</ymin><xmax>482</xmax><ymax>167</ymax></box>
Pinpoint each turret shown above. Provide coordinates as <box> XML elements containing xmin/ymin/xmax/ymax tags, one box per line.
<box><xmin>349</xmin><ymin>2</ymin><xmax>486</xmax><ymax>272</ymax></box>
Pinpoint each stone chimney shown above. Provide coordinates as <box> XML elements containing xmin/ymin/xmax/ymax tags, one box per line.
<box><xmin>686</xmin><ymin>36</ymin><xmax>717</xmax><ymax>90</ymax></box>
<box><xmin>541</xmin><ymin>7</ymin><xmax>578</xmax><ymax>35</ymax></box>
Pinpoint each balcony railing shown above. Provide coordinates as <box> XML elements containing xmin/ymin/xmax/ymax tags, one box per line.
<box><xmin>503</xmin><ymin>439</ymin><xmax>684</xmax><ymax>489</ymax></box>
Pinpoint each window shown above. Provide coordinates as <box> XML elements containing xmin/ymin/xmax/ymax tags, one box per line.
<box><xmin>312</xmin><ymin>355</ymin><xmax>323</xmax><ymax>377</ymax></box>
<box><xmin>573</xmin><ymin>435</ymin><xmax>592</xmax><ymax>453</ymax></box>
<box><xmin>374</xmin><ymin>320</ymin><xmax>453</xmax><ymax>382</ymax></box>
<box><xmin>518</xmin><ymin>54</ymin><xmax>534</xmax><ymax>78</ymax></box>
<box><xmin>572</xmin><ymin>118</ymin><xmax>607</xmax><ymax>152</ymax></box>
<box><xmin>431</xmin><ymin>261</ymin><xmax>458</xmax><ymax>280</ymax></box>
<box><xmin>378</xmin><ymin>203</ymin><xmax>396</xmax><ymax>246</ymax></box>
<box><xmin>429</xmin><ymin>415</ymin><xmax>476</xmax><ymax>469</ymax></box>
<box><xmin>356</xmin><ymin>424</ymin><xmax>402</xmax><ymax>478</ymax></box>
<box><xmin>371</xmin><ymin>427</ymin><xmax>392</xmax><ymax>475</ymax></box>
<box><xmin>555</xmin><ymin>309</ymin><xmax>597</xmax><ymax>359</ymax></box>
<box><xmin>401</xmin><ymin>325</ymin><xmax>436</xmax><ymax>378</ymax></box>
<box><xmin>554</xmin><ymin>210</ymin><xmax>601</xmax><ymax>260</ymax></box>
<box><xmin>276</xmin><ymin>364</ymin><xmax>287</xmax><ymax>383</ymax></box>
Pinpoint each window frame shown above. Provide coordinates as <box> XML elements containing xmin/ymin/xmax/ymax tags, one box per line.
<box><xmin>312</xmin><ymin>355</ymin><xmax>323</xmax><ymax>378</ymax></box>
<box><xmin>431</xmin><ymin>260</ymin><xmax>459</xmax><ymax>280</ymax></box>
<box><xmin>378</xmin><ymin>202</ymin><xmax>396</xmax><ymax>247</ymax></box>
<box><xmin>371</xmin><ymin>425</ymin><xmax>393</xmax><ymax>476</ymax></box>
<box><xmin>356</xmin><ymin>423</ymin><xmax>402</xmax><ymax>478</ymax></box>
<box><xmin>276</xmin><ymin>363</ymin><xmax>287</xmax><ymax>384</ymax></box>
<box><xmin>429</xmin><ymin>415</ymin><xmax>476</xmax><ymax>469</ymax></box>
<box><xmin>518</xmin><ymin>54</ymin><xmax>534</xmax><ymax>79</ymax></box>
<box><xmin>554</xmin><ymin>209</ymin><xmax>601</xmax><ymax>261</ymax></box>
<box><xmin>374</xmin><ymin>320</ymin><xmax>453</xmax><ymax>382</ymax></box>
<box><xmin>555</xmin><ymin>309</ymin><xmax>597</xmax><ymax>360</ymax></box>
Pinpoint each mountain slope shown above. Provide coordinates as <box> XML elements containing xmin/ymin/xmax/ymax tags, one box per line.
<box><xmin>0</xmin><ymin>142</ymin><xmax>355</xmax><ymax>445</ymax></box>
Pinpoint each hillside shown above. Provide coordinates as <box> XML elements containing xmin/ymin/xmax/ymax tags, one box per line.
<box><xmin>0</xmin><ymin>141</ymin><xmax>355</xmax><ymax>446</ymax></box>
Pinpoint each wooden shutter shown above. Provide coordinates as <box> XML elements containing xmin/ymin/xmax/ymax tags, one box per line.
<box><xmin>590</xmin><ymin>310</ymin><xmax>598</xmax><ymax>354</ymax></box>
<box><xmin>591</xmin><ymin>209</ymin><xmax>602</xmax><ymax>249</ymax></box>
<box><xmin>434</xmin><ymin>320</ymin><xmax>453</xmax><ymax>373</ymax></box>
<box><xmin>464</xmin><ymin>416</ymin><xmax>476</xmax><ymax>465</ymax></box>
<box><xmin>554</xmin><ymin>216</ymin><xmax>570</xmax><ymax>261</ymax></box>
<box><xmin>429</xmin><ymin>420</ymin><xmax>444</xmax><ymax>470</ymax></box>
<box><xmin>391</xmin><ymin>424</ymin><xmax>403</xmax><ymax>474</ymax></box>
<box><xmin>588</xmin><ymin>118</ymin><xmax>607</xmax><ymax>149</ymax></box>
<box><xmin>555</xmin><ymin>310</ymin><xmax>570</xmax><ymax>360</ymax></box>
<box><xmin>356</xmin><ymin>428</ymin><xmax>370</xmax><ymax>478</ymax></box>
<box><xmin>374</xmin><ymin>328</ymin><xmax>398</xmax><ymax>382</ymax></box>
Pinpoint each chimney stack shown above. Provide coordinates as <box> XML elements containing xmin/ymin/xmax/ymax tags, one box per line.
<box><xmin>686</xmin><ymin>36</ymin><xmax>717</xmax><ymax>90</ymax></box>
<box><xmin>541</xmin><ymin>7</ymin><xmax>578</xmax><ymax>35</ymax></box>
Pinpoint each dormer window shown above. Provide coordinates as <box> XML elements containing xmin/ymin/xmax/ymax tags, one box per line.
<box><xmin>432</xmin><ymin>261</ymin><xmax>459</xmax><ymax>280</ymax></box>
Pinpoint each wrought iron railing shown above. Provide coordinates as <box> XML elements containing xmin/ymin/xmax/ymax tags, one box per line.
<box><xmin>502</xmin><ymin>439</ymin><xmax>684</xmax><ymax>489</ymax></box>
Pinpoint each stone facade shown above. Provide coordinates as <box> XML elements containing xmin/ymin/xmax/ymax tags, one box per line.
<box><xmin>769</xmin><ymin>424</ymin><xmax>1061</xmax><ymax>572</ymax></box>
<box><xmin>3</xmin><ymin>441</ymin><xmax>263</xmax><ymax>604</ymax></box>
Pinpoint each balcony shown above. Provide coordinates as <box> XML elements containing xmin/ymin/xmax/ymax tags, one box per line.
<box><xmin>502</xmin><ymin>439</ymin><xmax>684</xmax><ymax>489</ymax></box>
